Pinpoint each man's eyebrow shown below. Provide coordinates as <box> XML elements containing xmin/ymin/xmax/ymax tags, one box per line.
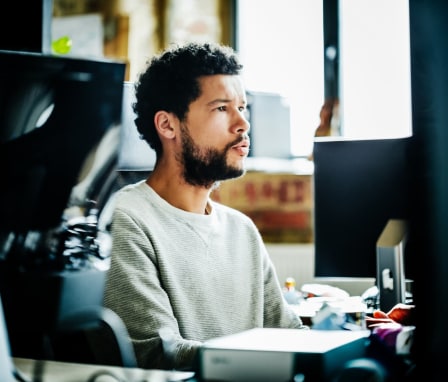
<box><xmin>206</xmin><ymin>98</ymin><xmax>231</xmax><ymax>106</ymax></box>
<box><xmin>206</xmin><ymin>98</ymin><xmax>247</xmax><ymax>106</ymax></box>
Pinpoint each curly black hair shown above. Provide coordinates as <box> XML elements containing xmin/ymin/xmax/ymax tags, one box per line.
<box><xmin>133</xmin><ymin>42</ymin><xmax>243</xmax><ymax>157</ymax></box>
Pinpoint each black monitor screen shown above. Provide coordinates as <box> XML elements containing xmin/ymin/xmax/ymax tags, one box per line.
<box><xmin>0</xmin><ymin>50</ymin><xmax>126</xmax><ymax>232</ymax></box>
<box><xmin>313</xmin><ymin>136</ymin><xmax>412</xmax><ymax>278</ymax></box>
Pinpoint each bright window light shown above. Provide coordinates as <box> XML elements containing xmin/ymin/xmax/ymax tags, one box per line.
<box><xmin>339</xmin><ymin>0</ymin><xmax>412</xmax><ymax>139</ymax></box>
<box><xmin>237</xmin><ymin>0</ymin><xmax>324</xmax><ymax>157</ymax></box>
<box><xmin>237</xmin><ymin>0</ymin><xmax>412</xmax><ymax>157</ymax></box>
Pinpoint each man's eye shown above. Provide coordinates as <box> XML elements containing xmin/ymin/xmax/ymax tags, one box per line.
<box><xmin>217</xmin><ymin>106</ymin><xmax>226</xmax><ymax>111</ymax></box>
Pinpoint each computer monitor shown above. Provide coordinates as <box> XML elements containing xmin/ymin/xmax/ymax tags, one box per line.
<box><xmin>0</xmin><ymin>50</ymin><xmax>126</xmax><ymax>231</ymax></box>
<box><xmin>246</xmin><ymin>91</ymin><xmax>292</xmax><ymax>159</ymax></box>
<box><xmin>0</xmin><ymin>50</ymin><xmax>126</xmax><ymax>358</ymax></box>
<box><xmin>117</xmin><ymin>81</ymin><xmax>156</xmax><ymax>172</ymax></box>
<box><xmin>312</xmin><ymin>136</ymin><xmax>412</xmax><ymax>282</ymax></box>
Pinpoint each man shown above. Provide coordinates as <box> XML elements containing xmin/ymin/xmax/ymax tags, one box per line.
<box><xmin>103</xmin><ymin>42</ymin><xmax>307</xmax><ymax>371</ymax></box>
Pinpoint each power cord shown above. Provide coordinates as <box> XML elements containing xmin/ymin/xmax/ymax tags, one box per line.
<box><xmin>12</xmin><ymin>360</ymin><xmax>46</xmax><ymax>382</ymax></box>
<box><xmin>13</xmin><ymin>359</ymin><xmax>195</xmax><ymax>382</ymax></box>
<box><xmin>86</xmin><ymin>369</ymin><xmax>125</xmax><ymax>382</ymax></box>
<box><xmin>13</xmin><ymin>368</ymin><xmax>31</xmax><ymax>382</ymax></box>
<box><xmin>13</xmin><ymin>365</ymin><xmax>126</xmax><ymax>382</ymax></box>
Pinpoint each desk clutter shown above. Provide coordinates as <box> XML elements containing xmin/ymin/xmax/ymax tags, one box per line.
<box><xmin>280</xmin><ymin>279</ymin><xmax>416</xmax><ymax>381</ymax></box>
<box><xmin>1</xmin><ymin>274</ymin><xmax>414</xmax><ymax>382</ymax></box>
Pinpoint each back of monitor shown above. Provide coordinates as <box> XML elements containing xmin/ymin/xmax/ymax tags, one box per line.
<box><xmin>376</xmin><ymin>219</ymin><xmax>407</xmax><ymax>312</ymax></box>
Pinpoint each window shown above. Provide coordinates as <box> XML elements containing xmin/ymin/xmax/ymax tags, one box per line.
<box><xmin>237</xmin><ymin>0</ymin><xmax>324</xmax><ymax>157</ymax></box>
<box><xmin>237</xmin><ymin>0</ymin><xmax>412</xmax><ymax>157</ymax></box>
<box><xmin>339</xmin><ymin>0</ymin><xmax>412</xmax><ymax>139</ymax></box>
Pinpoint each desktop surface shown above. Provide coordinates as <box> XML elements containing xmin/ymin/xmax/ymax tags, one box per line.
<box><xmin>13</xmin><ymin>357</ymin><xmax>195</xmax><ymax>382</ymax></box>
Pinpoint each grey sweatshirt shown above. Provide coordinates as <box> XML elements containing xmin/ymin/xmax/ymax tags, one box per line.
<box><xmin>104</xmin><ymin>181</ymin><xmax>306</xmax><ymax>370</ymax></box>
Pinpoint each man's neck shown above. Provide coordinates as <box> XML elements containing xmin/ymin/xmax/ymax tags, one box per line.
<box><xmin>146</xmin><ymin>169</ymin><xmax>212</xmax><ymax>215</ymax></box>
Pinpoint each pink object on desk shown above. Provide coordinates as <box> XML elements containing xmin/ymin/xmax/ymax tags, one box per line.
<box><xmin>372</xmin><ymin>323</ymin><xmax>415</xmax><ymax>355</ymax></box>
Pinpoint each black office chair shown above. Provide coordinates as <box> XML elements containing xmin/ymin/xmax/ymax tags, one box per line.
<box><xmin>335</xmin><ymin>358</ymin><xmax>386</xmax><ymax>382</ymax></box>
<box><xmin>53</xmin><ymin>306</ymin><xmax>137</xmax><ymax>368</ymax></box>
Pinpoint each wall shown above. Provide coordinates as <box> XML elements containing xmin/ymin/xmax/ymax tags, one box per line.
<box><xmin>266</xmin><ymin>243</ymin><xmax>375</xmax><ymax>297</ymax></box>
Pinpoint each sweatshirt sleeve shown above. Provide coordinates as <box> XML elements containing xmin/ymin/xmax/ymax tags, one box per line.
<box><xmin>103</xmin><ymin>208</ymin><xmax>202</xmax><ymax>370</ymax></box>
<box><xmin>261</xmin><ymin>245</ymin><xmax>309</xmax><ymax>330</ymax></box>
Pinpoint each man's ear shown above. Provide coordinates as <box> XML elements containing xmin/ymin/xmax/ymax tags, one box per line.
<box><xmin>154</xmin><ymin>111</ymin><xmax>176</xmax><ymax>139</ymax></box>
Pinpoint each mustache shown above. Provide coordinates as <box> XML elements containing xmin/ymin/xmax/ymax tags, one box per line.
<box><xmin>227</xmin><ymin>134</ymin><xmax>250</xmax><ymax>149</ymax></box>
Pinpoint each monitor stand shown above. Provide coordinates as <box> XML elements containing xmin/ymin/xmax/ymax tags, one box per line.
<box><xmin>376</xmin><ymin>219</ymin><xmax>407</xmax><ymax>312</ymax></box>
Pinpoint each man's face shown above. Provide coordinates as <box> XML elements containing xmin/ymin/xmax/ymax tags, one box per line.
<box><xmin>178</xmin><ymin>75</ymin><xmax>250</xmax><ymax>187</ymax></box>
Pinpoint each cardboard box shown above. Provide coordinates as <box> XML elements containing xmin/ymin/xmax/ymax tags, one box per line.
<box><xmin>211</xmin><ymin>171</ymin><xmax>313</xmax><ymax>243</ymax></box>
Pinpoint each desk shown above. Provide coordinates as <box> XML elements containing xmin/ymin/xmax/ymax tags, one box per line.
<box><xmin>13</xmin><ymin>358</ymin><xmax>195</xmax><ymax>382</ymax></box>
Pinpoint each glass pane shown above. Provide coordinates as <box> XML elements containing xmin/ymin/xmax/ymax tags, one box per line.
<box><xmin>237</xmin><ymin>0</ymin><xmax>324</xmax><ymax>157</ymax></box>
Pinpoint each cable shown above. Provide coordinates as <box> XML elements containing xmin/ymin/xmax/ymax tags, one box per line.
<box><xmin>13</xmin><ymin>364</ymin><xmax>126</xmax><ymax>382</ymax></box>
<box><xmin>86</xmin><ymin>369</ymin><xmax>124</xmax><ymax>382</ymax></box>
<box><xmin>13</xmin><ymin>368</ymin><xmax>31</xmax><ymax>382</ymax></box>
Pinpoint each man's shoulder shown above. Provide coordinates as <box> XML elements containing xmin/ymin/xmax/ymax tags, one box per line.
<box><xmin>116</xmin><ymin>180</ymin><xmax>147</xmax><ymax>198</ymax></box>
<box><xmin>212</xmin><ymin>200</ymin><xmax>254</xmax><ymax>224</ymax></box>
<box><xmin>113</xmin><ymin>180</ymin><xmax>153</xmax><ymax>212</ymax></box>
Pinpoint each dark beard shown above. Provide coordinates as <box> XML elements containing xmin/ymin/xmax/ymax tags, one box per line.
<box><xmin>179</xmin><ymin>124</ymin><xmax>246</xmax><ymax>188</ymax></box>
